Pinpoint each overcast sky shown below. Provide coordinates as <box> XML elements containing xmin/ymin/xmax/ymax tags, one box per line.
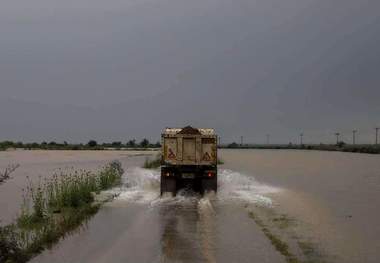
<box><xmin>1</xmin><ymin>0</ymin><xmax>379</xmax><ymax>143</ymax></box>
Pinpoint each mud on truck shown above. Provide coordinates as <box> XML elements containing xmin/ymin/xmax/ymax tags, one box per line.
<box><xmin>161</xmin><ymin>126</ymin><xmax>218</xmax><ymax>195</ymax></box>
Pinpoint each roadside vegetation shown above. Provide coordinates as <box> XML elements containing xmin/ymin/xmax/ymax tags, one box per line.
<box><xmin>143</xmin><ymin>154</ymin><xmax>162</xmax><ymax>169</ymax></box>
<box><xmin>223</xmin><ymin>142</ymin><xmax>380</xmax><ymax>154</ymax></box>
<box><xmin>0</xmin><ymin>161</ymin><xmax>124</xmax><ymax>263</ymax></box>
<box><xmin>0</xmin><ymin>164</ymin><xmax>20</xmax><ymax>185</ymax></box>
<box><xmin>249</xmin><ymin>212</ymin><xmax>299</xmax><ymax>263</ymax></box>
<box><xmin>248</xmin><ymin>208</ymin><xmax>327</xmax><ymax>263</ymax></box>
<box><xmin>0</xmin><ymin>139</ymin><xmax>161</xmax><ymax>151</ymax></box>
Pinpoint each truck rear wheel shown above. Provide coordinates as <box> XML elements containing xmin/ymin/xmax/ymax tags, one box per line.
<box><xmin>201</xmin><ymin>176</ymin><xmax>217</xmax><ymax>194</ymax></box>
<box><xmin>161</xmin><ymin>175</ymin><xmax>177</xmax><ymax>196</ymax></box>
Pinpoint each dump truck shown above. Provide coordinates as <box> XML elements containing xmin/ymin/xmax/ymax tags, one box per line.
<box><xmin>161</xmin><ymin>126</ymin><xmax>218</xmax><ymax>195</ymax></box>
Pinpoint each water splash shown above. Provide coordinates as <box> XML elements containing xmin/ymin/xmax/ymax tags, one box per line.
<box><xmin>217</xmin><ymin>169</ymin><xmax>281</xmax><ymax>206</ymax></box>
<box><xmin>117</xmin><ymin>167</ymin><xmax>160</xmax><ymax>204</ymax></box>
<box><xmin>115</xmin><ymin>167</ymin><xmax>280</xmax><ymax>207</ymax></box>
<box><xmin>123</xmin><ymin>167</ymin><xmax>160</xmax><ymax>189</ymax></box>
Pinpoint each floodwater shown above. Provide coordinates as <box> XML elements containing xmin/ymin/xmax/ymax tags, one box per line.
<box><xmin>1</xmin><ymin>149</ymin><xmax>380</xmax><ymax>262</ymax></box>
<box><xmin>0</xmin><ymin>150</ymin><xmax>156</xmax><ymax>224</ymax></box>
<box><xmin>221</xmin><ymin>149</ymin><xmax>380</xmax><ymax>263</ymax></box>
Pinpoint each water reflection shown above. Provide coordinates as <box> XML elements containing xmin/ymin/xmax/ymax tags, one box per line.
<box><xmin>158</xmin><ymin>193</ymin><xmax>216</xmax><ymax>263</ymax></box>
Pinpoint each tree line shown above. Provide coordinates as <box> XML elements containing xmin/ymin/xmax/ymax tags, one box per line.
<box><xmin>221</xmin><ymin>142</ymin><xmax>380</xmax><ymax>154</ymax></box>
<box><xmin>0</xmin><ymin>139</ymin><xmax>161</xmax><ymax>151</ymax></box>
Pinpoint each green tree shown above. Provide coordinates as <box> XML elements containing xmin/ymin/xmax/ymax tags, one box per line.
<box><xmin>31</xmin><ymin>142</ymin><xmax>39</xmax><ymax>148</ymax></box>
<box><xmin>87</xmin><ymin>140</ymin><xmax>97</xmax><ymax>147</ymax></box>
<box><xmin>337</xmin><ymin>141</ymin><xmax>346</xmax><ymax>147</ymax></box>
<box><xmin>228</xmin><ymin>142</ymin><xmax>239</xmax><ymax>148</ymax></box>
<box><xmin>126</xmin><ymin>139</ymin><xmax>136</xmax><ymax>148</ymax></box>
<box><xmin>140</xmin><ymin>138</ymin><xmax>149</xmax><ymax>148</ymax></box>
<box><xmin>111</xmin><ymin>141</ymin><xmax>122</xmax><ymax>147</ymax></box>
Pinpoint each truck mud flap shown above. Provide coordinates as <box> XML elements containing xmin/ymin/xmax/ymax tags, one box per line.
<box><xmin>161</xmin><ymin>176</ymin><xmax>177</xmax><ymax>196</ymax></box>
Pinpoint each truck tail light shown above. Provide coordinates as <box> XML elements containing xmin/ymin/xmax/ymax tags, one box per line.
<box><xmin>207</xmin><ymin>172</ymin><xmax>213</xmax><ymax>177</ymax></box>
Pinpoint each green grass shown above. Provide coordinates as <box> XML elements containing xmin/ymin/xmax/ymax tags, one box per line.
<box><xmin>249</xmin><ymin>211</ymin><xmax>327</xmax><ymax>263</ymax></box>
<box><xmin>143</xmin><ymin>154</ymin><xmax>161</xmax><ymax>169</ymax></box>
<box><xmin>298</xmin><ymin>241</ymin><xmax>315</xmax><ymax>257</ymax></box>
<box><xmin>297</xmin><ymin>240</ymin><xmax>326</xmax><ymax>263</ymax></box>
<box><xmin>0</xmin><ymin>161</ymin><xmax>124</xmax><ymax>263</ymax></box>
<box><xmin>272</xmin><ymin>214</ymin><xmax>295</xmax><ymax>230</ymax></box>
<box><xmin>217</xmin><ymin>158</ymin><xmax>225</xmax><ymax>165</ymax></box>
<box><xmin>249</xmin><ymin>212</ymin><xmax>299</xmax><ymax>263</ymax></box>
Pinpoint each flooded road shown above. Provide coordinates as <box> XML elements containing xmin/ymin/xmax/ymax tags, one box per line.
<box><xmin>1</xmin><ymin>149</ymin><xmax>380</xmax><ymax>262</ymax></box>
<box><xmin>221</xmin><ymin>149</ymin><xmax>380</xmax><ymax>263</ymax></box>
<box><xmin>29</xmin><ymin>166</ymin><xmax>284</xmax><ymax>263</ymax></box>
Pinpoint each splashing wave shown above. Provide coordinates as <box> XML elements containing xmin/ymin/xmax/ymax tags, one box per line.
<box><xmin>114</xmin><ymin>167</ymin><xmax>281</xmax><ymax>207</ymax></box>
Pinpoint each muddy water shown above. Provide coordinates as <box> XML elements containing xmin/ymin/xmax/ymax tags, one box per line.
<box><xmin>0</xmin><ymin>150</ymin><xmax>156</xmax><ymax>224</ymax></box>
<box><xmin>221</xmin><ymin>149</ymin><xmax>380</xmax><ymax>263</ymax></box>
<box><xmin>2</xmin><ymin>149</ymin><xmax>380</xmax><ymax>262</ymax></box>
<box><xmin>30</xmin><ymin>165</ymin><xmax>284</xmax><ymax>263</ymax></box>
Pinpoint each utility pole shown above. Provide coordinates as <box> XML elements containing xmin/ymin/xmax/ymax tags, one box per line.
<box><xmin>300</xmin><ymin>133</ymin><xmax>304</xmax><ymax>145</ymax></box>
<box><xmin>335</xmin><ymin>133</ymin><xmax>340</xmax><ymax>145</ymax></box>
<box><xmin>376</xmin><ymin>128</ymin><xmax>379</xmax><ymax>145</ymax></box>
<box><xmin>266</xmin><ymin>134</ymin><xmax>270</xmax><ymax>145</ymax></box>
<box><xmin>352</xmin><ymin>130</ymin><xmax>357</xmax><ymax>145</ymax></box>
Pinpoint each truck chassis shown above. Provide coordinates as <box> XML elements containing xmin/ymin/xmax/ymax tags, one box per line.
<box><xmin>161</xmin><ymin>165</ymin><xmax>217</xmax><ymax>195</ymax></box>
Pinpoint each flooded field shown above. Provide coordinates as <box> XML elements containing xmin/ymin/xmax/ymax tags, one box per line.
<box><xmin>0</xmin><ymin>150</ymin><xmax>156</xmax><ymax>224</ymax></box>
<box><xmin>1</xmin><ymin>149</ymin><xmax>380</xmax><ymax>262</ymax></box>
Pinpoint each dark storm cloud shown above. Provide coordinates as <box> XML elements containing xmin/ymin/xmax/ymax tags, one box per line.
<box><xmin>1</xmin><ymin>0</ymin><xmax>379</xmax><ymax>143</ymax></box>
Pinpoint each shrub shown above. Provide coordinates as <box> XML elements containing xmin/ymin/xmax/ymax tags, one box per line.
<box><xmin>87</xmin><ymin>140</ymin><xmax>98</xmax><ymax>147</ymax></box>
<box><xmin>1</xmin><ymin>161</ymin><xmax>124</xmax><ymax>263</ymax></box>
<box><xmin>0</xmin><ymin>225</ymin><xmax>28</xmax><ymax>263</ymax></box>
<box><xmin>143</xmin><ymin>154</ymin><xmax>161</xmax><ymax>169</ymax></box>
<box><xmin>0</xmin><ymin>164</ymin><xmax>20</xmax><ymax>185</ymax></box>
<box><xmin>140</xmin><ymin>138</ymin><xmax>150</xmax><ymax>148</ymax></box>
<box><xmin>217</xmin><ymin>158</ymin><xmax>225</xmax><ymax>165</ymax></box>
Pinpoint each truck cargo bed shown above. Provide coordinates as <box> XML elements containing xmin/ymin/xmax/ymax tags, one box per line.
<box><xmin>161</xmin><ymin>126</ymin><xmax>218</xmax><ymax>195</ymax></box>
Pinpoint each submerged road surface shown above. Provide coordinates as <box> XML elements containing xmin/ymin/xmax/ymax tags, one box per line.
<box><xmin>31</xmin><ymin>167</ymin><xmax>285</xmax><ymax>263</ymax></box>
<box><xmin>3</xmin><ymin>149</ymin><xmax>380</xmax><ymax>263</ymax></box>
